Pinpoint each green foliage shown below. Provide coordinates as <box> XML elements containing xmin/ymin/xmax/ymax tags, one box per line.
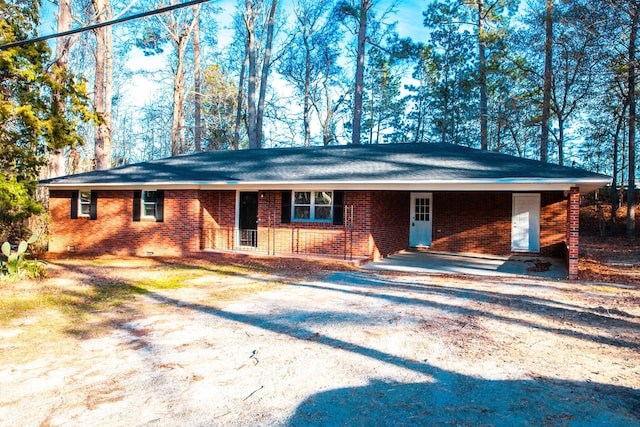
<box><xmin>0</xmin><ymin>0</ymin><xmax>91</xmax><ymax>238</ymax></box>
<box><xmin>0</xmin><ymin>174</ymin><xmax>42</xmax><ymax>226</ymax></box>
<box><xmin>202</xmin><ymin>64</ymin><xmax>238</xmax><ymax>150</ymax></box>
<box><xmin>136</xmin><ymin>27</ymin><xmax>165</xmax><ymax>56</ymax></box>
<box><xmin>0</xmin><ymin>234</ymin><xmax>46</xmax><ymax>280</ymax></box>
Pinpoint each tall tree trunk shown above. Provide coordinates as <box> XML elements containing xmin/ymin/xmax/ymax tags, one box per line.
<box><xmin>557</xmin><ymin>116</ymin><xmax>564</xmax><ymax>166</ymax></box>
<box><xmin>93</xmin><ymin>0</ymin><xmax>113</xmax><ymax>170</ymax></box>
<box><xmin>352</xmin><ymin>0</ymin><xmax>369</xmax><ymax>145</ymax></box>
<box><xmin>540</xmin><ymin>0</ymin><xmax>553</xmax><ymax>162</ymax></box>
<box><xmin>49</xmin><ymin>0</ymin><xmax>72</xmax><ymax>178</ymax></box>
<box><xmin>368</xmin><ymin>85</ymin><xmax>374</xmax><ymax>144</ymax></box>
<box><xmin>441</xmin><ymin>88</ymin><xmax>448</xmax><ymax>144</ymax></box>
<box><xmin>627</xmin><ymin>6</ymin><xmax>637</xmax><ymax>239</ymax></box>
<box><xmin>172</xmin><ymin>34</ymin><xmax>188</xmax><ymax>156</ymax></box>
<box><xmin>193</xmin><ymin>6</ymin><xmax>202</xmax><ymax>152</ymax></box>
<box><xmin>477</xmin><ymin>0</ymin><xmax>488</xmax><ymax>150</ymax></box>
<box><xmin>303</xmin><ymin>36</ymin><xmax>311</xmax><ymax>147</ymax></box>
<box><xmin>318</xmin><ymin>81</ymin><xmax>336</xmax><ymax>146</ymax></box>
<box><xmin>611</xmin><ymin>105</ymin><xmax>626</xmax><ymax>236</ymax></box>
<box><xmin>234</xmin><ymin>38</ymin><xmax>249</xmax><ymax>150</ymax></box>
<box><xmin>245</xmin><ymin>1</ymin><xmax>259</xmax><ymax>149</ymax></box>
<box><xmin>256</xmin><ymin>0</ymin><xmax>278</xmax><ymax>148</ymax></box>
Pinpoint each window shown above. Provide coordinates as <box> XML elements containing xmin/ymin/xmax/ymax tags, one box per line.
<box><xmin>79</xmin><ymin>191</ymin><xmax>92</xmax><ymax>217</ymax></box>
<box><xmin>293</xmin><ymin>191</ymin><xmax>333</xmax><ymax>221</ymax></box>
<box><xmin>142</xmin><ymin>191</ymin><xmax>158</xmax><ymax>218</ymax></box>
<box><xmin>414</xmin><ymin>197</ymin><xmax>430</xmax><ymax>221</ymax></box>
<box><xmin>133</xmin><ymin>190</ymin><xmax>164</xmax><ymax>222</ymax></box>
<box><xmin>71</xmin><ymin>190</ymin><xmax>97</xmax><ymax>220</ymax></box>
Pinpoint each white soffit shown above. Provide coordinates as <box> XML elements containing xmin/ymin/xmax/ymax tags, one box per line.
<box><xmin>44</xmin><ymin>178</ymin><xmax>609</xmax><ymax>193</ymax></box>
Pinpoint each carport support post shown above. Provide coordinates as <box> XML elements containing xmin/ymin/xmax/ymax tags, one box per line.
<box><xmin>567</xmin><ymin>187</ymin><xmax>580</xmax><ymax>280</ymax></box>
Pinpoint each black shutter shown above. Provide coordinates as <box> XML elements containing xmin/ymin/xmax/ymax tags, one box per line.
<box><xmin>155</xmin><ymin>190</ymin><xmax>164</xmax><ymax>222</ymax></box>
<box><xmin>89</xmin><ymin>190</ymin><xmax>98</xmax><ymax>220</ymax></box>
<box><xmin>133</xmin><ymin>190</ymin><xmax>141</xmax><ymax>222</ymax></box>
<box><xmin>333</xmin><ymin>190</ymin><xmax>344</xmax><ymax>226</ymax></box>
<box><xmin>281</xmin><ymin>190</ymin><xmax>292</xmax><ymax>224</ymax></box>
<box><xmin>70</xmin><ymin>190</ymin><xmax>78</xmax><ymax>219</ymax></box>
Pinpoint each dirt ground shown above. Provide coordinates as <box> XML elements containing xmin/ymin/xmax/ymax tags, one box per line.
<box><xmin>0</xmin><ymin>252</ymin><xmax>638</xmax><ymax>426</ymax></box>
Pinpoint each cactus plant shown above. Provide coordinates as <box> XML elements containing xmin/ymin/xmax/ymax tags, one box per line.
<box><xmin>0</xmin><ymin>234</ymin><xmax>43</xmax><ymax>278</ymax></box>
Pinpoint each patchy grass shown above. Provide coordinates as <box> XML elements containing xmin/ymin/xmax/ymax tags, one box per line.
<box><xmin>0</xmin><ymin>281</ymin><xmax>141</xmax><ymax>326</ymax></box>
<box><xmin>0</xmin><ymin>254</ymin><xmax>327</xmax><ymax>364</ymax></box>
<box><xmin>205</xmin><ymin>279</ymin><xmax>284</xmax><ymax>306</ymax></box>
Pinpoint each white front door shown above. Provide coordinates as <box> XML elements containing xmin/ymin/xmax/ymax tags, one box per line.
<box><xmin>410</xmin><ymin>192</ymin><xmax>432</xmax><ymax>247</ymax></box>
<box><xmin>512</xmin><ymin>193</ymin><xmax>541</xmax><ymax>252</ymax></box>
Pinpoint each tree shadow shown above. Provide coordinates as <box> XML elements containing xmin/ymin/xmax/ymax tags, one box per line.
<box><xmin>126</xmin><ymin>285</ymin><xmax>639</xmax><ymax>426</ymax></box>
<box><xmin>288</xmin><ymin>375</ymin><xmax>639</xmax><ymax>426</ymax></box>
<box><xmin>290</xmin><ymin>272</ymin><xmax>640</xmax><ymax>350</ymax></box>
<box><xmin>37</xmin><ymin>260</ymin><xmax>640</xmax><ymax>424</ymax></box>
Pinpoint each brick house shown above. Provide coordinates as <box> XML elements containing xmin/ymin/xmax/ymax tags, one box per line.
<box><xmin>40</xmin><ymin>143</ymin><xmax>609</xmax><ymax>279</ymax></box>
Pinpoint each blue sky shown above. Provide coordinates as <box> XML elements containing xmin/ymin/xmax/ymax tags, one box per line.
<box><xmin>39</xmin><ymin>0</ymin><xmax>431</xmax><ymax>46</ymax></box>
<box><xmin>380</xmin><ymin>0</ymin><xmax>429</xmax><ymax>42</ymax></box>
<box><xmin>38</xmin><ymin>0</ymin><xmax>432</xmax><ymax>109</ymax></box>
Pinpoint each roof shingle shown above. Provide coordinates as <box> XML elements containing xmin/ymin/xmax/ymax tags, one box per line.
<box><xmin>40</xmin><ymin>143</ymin><xmax>610</xmax><ymax>191</ymax></box>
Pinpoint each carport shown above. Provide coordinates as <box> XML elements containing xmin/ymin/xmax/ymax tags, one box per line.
<box><xmin>362</xmin><ymin>250</ymin><xmax>568</xmax><ymax>279</ymax></box>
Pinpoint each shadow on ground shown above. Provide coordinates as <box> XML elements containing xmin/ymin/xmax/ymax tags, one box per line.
<box><xmin>288</xmin><ymin>375</ymin><xmax>639</xmax><ymax>426</ymax></box>
<box><xmin>138</xmin><ymin>281</ymin><xmax>639</xmax><ymax>426</ymax></box>
<box><xmin>42</xmin><ymin>260</ymin><xmax>640</xmax><ymax>425</ymax></box>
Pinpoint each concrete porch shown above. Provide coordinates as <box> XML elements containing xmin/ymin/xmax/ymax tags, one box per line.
<box><xmin>362</xmin><ymin>250</ymin><xmax>568</xmax><ymax>279</ymax></box>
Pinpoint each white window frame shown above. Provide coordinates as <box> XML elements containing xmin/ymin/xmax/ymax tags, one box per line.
<box><xmin>142</xmin><ymin>190</ymin><xmax>158</xmax><ymax>219</ymax></box>
<box><xmin>292</xmin><ymin>191</ymin><xmax>333</xmax><ymax>222</ymax></box>
<box><xmin>79</xmin><ymin>191</ymin><xmax>92</xmax><ymax>217</ymax></box>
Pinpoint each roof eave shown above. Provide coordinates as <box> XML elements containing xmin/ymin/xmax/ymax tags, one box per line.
<box><xmin>41</xmin><ymin>178</ymin><xmax>611</xmax><ymax>193</ymax></box>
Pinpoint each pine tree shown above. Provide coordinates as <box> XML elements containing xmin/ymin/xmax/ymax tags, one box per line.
<box><xmin>0</xmin><ymin>0</ymin><xmax>90</xmax><ymax>236</ymax></box>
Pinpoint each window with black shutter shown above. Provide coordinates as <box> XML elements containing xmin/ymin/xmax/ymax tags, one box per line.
<box><xmin>134</xmin><ymin>190</ymin><xmax>164</xmax><ymax>222</ymax></box>
<box><xmin>333</xmin><ymin>191</ymin><xmax>344</xmax><ymax>225</ymax></box>
<box><xmin>89</xmin><ymin>190</ymin><xmax>98</xmax><ymax>220</ymax></box>
<box><xmin>155</xmin><ymin>190</ymin><xmax>164</xmax><ymax>222</ymax></box>
<box><xmin>281</xmin><ymin>190</ymin><xmax>292</xmax><ymax>224</ymax></box>
<box><xmin>70</xmin><ymin>191</ymin><xmax>78</xmax><ymax>219</ymax></box>
<box><xmin>133</xmin><ymin>190</ymin><xmax>141</xmax><ymax>221</ymax></box>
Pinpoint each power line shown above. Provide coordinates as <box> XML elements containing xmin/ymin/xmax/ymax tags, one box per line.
<box><xmin>0</xmin><ymin>0</ymin><xmax>212</xmax><ymax>51</ymax></box>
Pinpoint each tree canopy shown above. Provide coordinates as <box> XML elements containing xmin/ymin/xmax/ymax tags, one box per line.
<box><xmin>2</xmin><ymin>0</ymin><xmax>640</xmax><ymax>238</ymax></box>
<box><xmin>0</xmin><ymin>0</ymin><xmax>90</xmax><ymax>238</ymax></box>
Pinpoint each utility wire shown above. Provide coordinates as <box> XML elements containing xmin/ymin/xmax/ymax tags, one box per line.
<box><xmin>0</xmin><ymin>0</ymin><xmax>212</xmax><ymax>50</ymax></box>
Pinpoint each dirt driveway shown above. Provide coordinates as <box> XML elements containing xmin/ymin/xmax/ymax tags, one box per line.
<box><xmin>1</xmin><ymin>257</ymin><xmax>639</xmax><ymax>426</ymax></box>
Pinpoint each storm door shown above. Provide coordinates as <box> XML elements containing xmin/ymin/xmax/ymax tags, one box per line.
<box><xmin>409</xmin><ymin>192</ymin><xmax>433</xmax><ymax>247</ymax></box>
<box><xmin>239</xmin><ymin>192</ymin><xmax>258</xmax><ymax>247</ymax></box>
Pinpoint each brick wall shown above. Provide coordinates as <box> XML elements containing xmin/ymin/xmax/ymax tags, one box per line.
<box><xmin>251</xmin><ymin>191</ymin><xmax>373</xmax><ymax>258</ymax></box>
<box><xmin>431</xmin><ymin>191</ymin><xmax>567</xmax><ymax>257</ymax></box>
<box><xmin>370</xmin><ymin>191</ymin><xmax>410</xmax><ymax>259</ymax></box>
<box><xmin>566</xmin><ymin>187</ymin><xmax>580</xmax><ymax>279</ymax></box>
<box><xmin>200</xmin><ymin>190</ymin><xmax>236</xmax><ymax>250</ymax></box>
<box><xmin>48</xmin><ymin>188</ymin><xmax>569</xmax><ymax>262</ymax></box>
<box><xmin>345</xmin><ymin>191</ymin><xmax>374</xmax><ymax>258</ymax></box>
<box><xmin>49</xmin><ymin>190</ymin><xmax>200</xmax><ymax>256</ymax></box>
<box><xmin>432</xmin><ymin>192</ymin><xmax>512</xmax><ymax>255</ymax></box>
<box><xmin>540</xmin><ymin>192</ymin><xmax>567</xmax><ymax>257</ymax></box>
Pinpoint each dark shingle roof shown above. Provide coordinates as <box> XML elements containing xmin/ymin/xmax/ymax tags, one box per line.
<box><xmin>40</xmin><ymin>143</ymin><xmax>610</xmax><ymax>190</ymax></box>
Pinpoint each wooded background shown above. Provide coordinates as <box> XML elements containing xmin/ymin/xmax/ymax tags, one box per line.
<box><xmin>1</xmin><ymin>0</ymin><xmax>638</xmax><ymax>239</ymax></box>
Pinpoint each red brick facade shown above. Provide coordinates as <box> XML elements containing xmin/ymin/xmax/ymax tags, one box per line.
<box><xmin>432</xmin><ymin>192</ymin><xmax>512</xmax><ymax>255</ymax></box>
<box><xmin>566</xmin><ymin>187</ymin><xmax>580</xmax><ymax>279</ymax></box>
<box><xmin>370</xmin><ymin>191</ymin><xmax>410</xmax><ymax>259</ymax></box>
<box><xmin>431</xmin><ymin>191</ymin><xmax>566</xmax><ymax>257</ymax></box>
<box><xmin>48</xmin><ymin>189</ymin><xmax>573</xmax><ymax>269</ymax></box>
<box><xmin>49</xmin><ymin>190</ymin><xmax>201</xmax><ymax>256</ymax></box>
<box><xmin>200</xmin><ymin>190</ymin><xmax>236</xmax><ymax>250</ymax></box>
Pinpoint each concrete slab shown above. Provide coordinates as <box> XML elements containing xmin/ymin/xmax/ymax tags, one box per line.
<box><xmin>362</xmin><ymin>250</ymin><xmax>568</xmax><ymax>279</ymax></box>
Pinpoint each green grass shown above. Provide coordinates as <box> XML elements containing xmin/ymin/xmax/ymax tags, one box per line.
<box><xmin>0</xmin><ymin>261</ymin><xmax>274</xmax><ymax>324</ymax></box>
<box><xmin>0</xmin><ymin>258</ymin><xmax>290</xmax><ymax>364</ymax></box>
